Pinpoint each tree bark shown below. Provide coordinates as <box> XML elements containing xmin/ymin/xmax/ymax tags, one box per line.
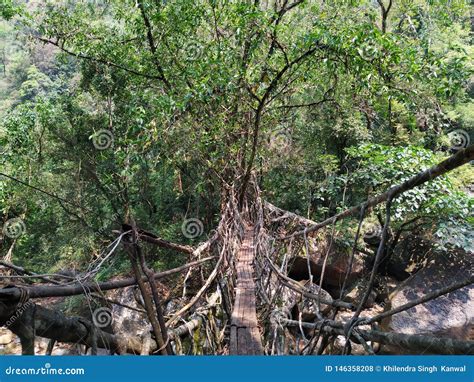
<box><xmin>5</xmin><ymin>303</ymin><xmax>144</xmax><ymax>355</ymax></box>
<box><xmin>0</xmin><ymin>257</ymin><xmax>214</xmax><ymax>302</ymax></box>
<box><xmin>282</xmin><ymin>318</ymin><xmax>474</xmax><ymax>355</ymax></box>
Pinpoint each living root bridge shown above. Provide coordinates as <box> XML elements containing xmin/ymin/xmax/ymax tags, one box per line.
<box><xmin>1</xmin><ymin>145</ymin><xmax>473</xmax><ymax>355</ymax></box>
<box><xmin>281</xmin><ymin>318</ymin><xmax>474</xmax><ymax>355</ymax></box>
<box><xmin>254</xmin><ymin>146</ymin><xmax>474</xmax><ymax>355</ymax></box>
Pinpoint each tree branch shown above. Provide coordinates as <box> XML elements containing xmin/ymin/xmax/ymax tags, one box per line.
<box><xmin>284</xmin><ymin>144</ymin><xmax>474</xmax><ymax>239</ymax></box>
<box><xmin>136</xmin><ymin>0</ymin><xmax>170</xmax><ymax>88</ymax></box>
<box><xmin>36</xmin><ymin>37</ymin><xmax>164</xmax><ymax>81</ymax></box>
<box><xmin>0</xmin><ymin>257</ymin><xmax>215</xmax><ymax>302</ymax></box>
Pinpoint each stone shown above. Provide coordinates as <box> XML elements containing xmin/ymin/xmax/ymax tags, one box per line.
<box><xmin>0</xmin><ymin>329</ymin><xmax>13</xmax><ymax>345</ymax></box>
<box><xmin>343</xmin><ymin>280</ymin><xmax>377</xmax><ymax>308</ymax></box>
<box><xmin>381</xmin><ymin>249</ymin><xmax>473</xmax><ymax>351</ymax></box>
<box><xmin>288</xmin><ymin>236</ymin><xmax>365</xmax><ymax>295</ymax></box>
<box><xmin>382</xmin><ymin>235</ymin><xmax>440</xmax><ymax>280</ymax></box>
<box><xmin>107</xmin><ymin>286</ymin><xmax>150</xmax><ymax>338</ymax></box>
<box><xmin>281</xmin><ymin>280</ymin><xmax>334</xmax><ymax>320</ymax></box>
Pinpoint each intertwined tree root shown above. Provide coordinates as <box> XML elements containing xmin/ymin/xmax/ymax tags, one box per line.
<box><xmin>1</xmin><ymin>145</ymin><xmax>473</xmax><ymax>355</ymax></box>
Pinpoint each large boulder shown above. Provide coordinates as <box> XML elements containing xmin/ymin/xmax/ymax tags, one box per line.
<box><xmin>280</xmin><ymin>280</ymin><xmax>333</xmax><ymax>317</ymax></box>
<box><xmin>343</xmin><ymin>279</ymin><xmax>377</xmax><ymax>308</ymax></box>
<box><xmin>364</xmin><ymin>233</ymin><xmax>471</xmax><ymax>282</ymax></box>
<box><xmin>382</xmin><ymin>235</ymin><xmax>441</xmax><ymax>280</ymax></box>
<box><xmin>288</xmin><ymin>237</ymin><xmax>365</xmax><ymax>296</ymax></box>
<box><xmin>280</xmin><ymin>280</ymin><xmax>333</xmax><ymax>341</ymax></box>
<box><xmin>0</xmin><ymin>329</ymin><xmax>13</xmax><ymax>345</ymax></box>
<box><xmin>381</xmin><ymin>249</ymin><xmax>473</xmax><ymax>351</ymax></box>
<box><xmin>107</xmin><ymin>282</ymin><xmax>168</xmax><ymax>339</ymax></box>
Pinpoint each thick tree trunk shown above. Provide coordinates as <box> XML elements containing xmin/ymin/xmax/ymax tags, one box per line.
<box><xmin>0</xmin><ymin>257</ymin><xmax>214</xmax><ymax>302</ymax></box>
<box><xmin>4</xmin><ymin>302</ymin><xmax>144</xmax><ymax>355</ymax></box>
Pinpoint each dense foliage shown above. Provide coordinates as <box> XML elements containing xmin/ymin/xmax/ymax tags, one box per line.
<box><xmin>0</xmin><ymin>0</ymin><xmax>472</xmax><ymax>275</ymax></box>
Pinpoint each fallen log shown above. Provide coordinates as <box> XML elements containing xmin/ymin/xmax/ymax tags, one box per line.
<box><xmin>2</xmin><ymin>302</ymin><xmax>146</xmax><ymax>355</ymax></box>
<box><xmin>285</xmin><ymin>144</ymin><xmax>474</xmax><ymax>239</ymax></box>
<box><xmin>0</xmin><ymin>261</ymin><xmax>73</xmax><ymax>285</ymax></box>
<box><xmin>1</xmin><ymin>290</ymin><xmax>220</xmax><ymax>355</ymax></box>
<box><xmin>0</xmin><ymin>256</ymin><xmax>215</xmax><ymax>302</ymax></box>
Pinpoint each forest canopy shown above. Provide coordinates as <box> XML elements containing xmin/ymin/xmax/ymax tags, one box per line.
<box><xmin>0</xmin><ymin>0</ymin><xmax>472</xmax><ymax>271</ymax></box>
